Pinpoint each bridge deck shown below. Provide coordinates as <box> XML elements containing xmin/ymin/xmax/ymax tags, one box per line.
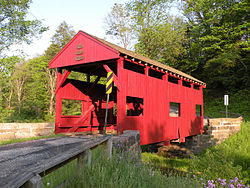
<box><xmin>0</xmin><ymin>135</ymin><xmax>110</xmax><ymax>188</ymax></box>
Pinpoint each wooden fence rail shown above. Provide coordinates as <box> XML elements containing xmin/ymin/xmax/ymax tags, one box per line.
<box><xmin>0</xmin><ymin>135</ymin><xmax>112</xmax><ymax>188</ymax></box>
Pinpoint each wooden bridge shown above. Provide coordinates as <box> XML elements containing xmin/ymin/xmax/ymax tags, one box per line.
<box><xmin>0</xmin><ymin>135</ymin><xmax>112</xmax><ymax>188</ymax></box>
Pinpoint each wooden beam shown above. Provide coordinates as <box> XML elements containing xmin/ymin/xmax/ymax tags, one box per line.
<box><xmin>55</xmin><ymin>69</ymin><xmax>71</xmax><ymax>94</ymax></box>
<box><xmin>23</xmin><ymin>174</ymin><xmax>42</xmax><ymax>188</ymax></box>
<box><xmin>103</xmin><ymin>64</ymin><xmax>121</xmax><ymax>91</ymax></box>
<box><xmin>87</xmin><ymin>76</ymin><xmax>101</xmax><ymax>95</ymax></box>
<box><xmin>76</xmin><ymin>104</ymin><xmax>95</xmax><ymax>124</ymax></box>
<box><xmin>88</xmin><ymin>65</ymin><xmax>102</xmax><ymax>75</ymax></box>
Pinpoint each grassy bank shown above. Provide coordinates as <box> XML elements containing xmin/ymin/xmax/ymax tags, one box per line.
<box><xmin>142</xmin><ymin>121</ymin><xmax>250</xmax><ymax>187</ymax></box>
<box><xmin>42</xmin><ymin>146</ymin><xmax>201</xmax><ymax>188</ymax></box>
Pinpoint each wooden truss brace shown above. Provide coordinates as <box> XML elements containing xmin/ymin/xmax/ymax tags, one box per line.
<box><xmin>87</xmin><ymin>76</ymin><xmax>101</xmax><ymax>95</ymax></box>
<box><xmin>75</xmin><ymin>76</ymin><xmax>101</xmax><ymax>128</ymax></box>
<box><xmin>76</xmin><ymin>103</ymin><xmax>95</xmax><ymax>124</ymax></box>
<box><xmin>55</xmin><ymin>69</ymin><xmax>71</xmax><ymax>94</ymax></box>
<box><xmin>103</xmin><ymin>65</ymin><xmax>121</xmax><ymax>91</ymax></box>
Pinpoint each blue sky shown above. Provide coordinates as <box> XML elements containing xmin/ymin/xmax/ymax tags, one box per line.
<box><xmin>11</xmin><ymin>0</ymin><xmax>128</xmax><ymax>58</ymax></box>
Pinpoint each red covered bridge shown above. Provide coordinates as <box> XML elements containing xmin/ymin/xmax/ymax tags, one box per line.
<box><xmin>49</xmin><ymin>30</ymin><xmax>206</xmax><ymax>145</ymax></box>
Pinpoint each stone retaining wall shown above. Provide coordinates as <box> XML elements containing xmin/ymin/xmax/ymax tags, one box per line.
<box><xmin>184</xmin><ymin>117</ymin><xmax>242</xmax><ymax>154</ymax></box>
<box><xmin>0</xmin><ymin>123</ymin><xmax>55</xmax><ymax>141</ymax></box>
<box><xmin>207</xmin><ymin>117</ymin><xmax>242</xmax><ymax>143</ymax></box>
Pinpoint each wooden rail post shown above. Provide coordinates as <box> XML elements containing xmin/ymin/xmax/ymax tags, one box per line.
<box><xmin>77</xmin><ymin>149</ymin><xmax>92</xmax><ymax>171</ymax></box>
<box><xmin>22</xmin><ymin>174</ymin><xmax>42</xmax><ymax>188</ymax></box>
<box><xmin>103</xmin><ymin>138</ymin><xmax>112</xmax><ymax>159</ymax></box>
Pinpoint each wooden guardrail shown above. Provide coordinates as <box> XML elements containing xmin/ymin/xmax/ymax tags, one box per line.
<box><xmin>0</xmin><ymin>135</ymin><xmax>112</xmax><ymax>188</ymax></box>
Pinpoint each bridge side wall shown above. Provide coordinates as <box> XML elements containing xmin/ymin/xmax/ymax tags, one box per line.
<box><xmin>0</xmin><ymin>123</ymin><xmax>54</xmax><ymax>141</ymax></box>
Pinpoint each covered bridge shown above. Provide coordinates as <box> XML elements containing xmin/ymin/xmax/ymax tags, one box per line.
<box><xmin>49</xmin><ymin>30</ymin><xmax>206</xmax><ymax>145</ymax></box>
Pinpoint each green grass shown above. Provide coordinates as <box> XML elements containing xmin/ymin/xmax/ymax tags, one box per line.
<box><xmin>42</xmin><ymin>145</ymin><xmax>201</xmax><ymax>188</ymax></box>
<box><xmin>142</xmin><ymin>152</ymin><xmax>191</xmax><ymax>173</ymax></box>
<box><xmin>142</xmin><ymin>121</ymin><xmax>250</xmax><ymax>185</ymax></box>
<box><xmin>0</xmin><ymin>134</ymin><xmax>63</xmax><ymax>146</ymax></box>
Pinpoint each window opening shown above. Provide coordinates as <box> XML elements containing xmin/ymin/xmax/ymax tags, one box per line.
<box><xmin>193</xmin><ymin>84</ymin><xmax>200</xmax><ymax>90</ymax></box>
<box><xmin>61</xmin><ymin>99</ymin><xmax>82</xmax><ymax>116</ymax></box>
<box><xmin>182</xmin><ymin>80</ymin><xmax>191</xmax><ymax>88</ymax></box>
<box><xmin>148</xmin><ymin>69</ymin><xmax>164</xmax><ymax>79</ymax></box>
<box><xmin>124</xmin><ymin>61</ymin><xmax>145</xmax><ymax>74</ymax></box>
<box><xmin>97</xmin><ymin>77</ymin><xmax>106</xmax><ymax>85</ymax></box>
<box><xmin>67</xmin><ymin>71</ymin><xmax>86</xmax><ymax>81</ymax></box>
<box><xmin>196</xmin><ymin>105</ymin><xmax>202</xmax><ymax>117</ymax></box>
<box><xmin>113</xmin><ymin>103</ymin><xmax>117</xmax><ymax>117</ymax></box>
<box><xmin>168</xmin><ymin>76</ymin><xmax>179</xmax><ymax>84</ymax></box>
<box><xmin>126</xmin><ymin>96</ymin><xmax>144</xmax><ymax>116</ymax></box>
<box><xmin>169</xmin><ymin>102</ymin><xmax>180</xmax><ymax>117</ymax></box>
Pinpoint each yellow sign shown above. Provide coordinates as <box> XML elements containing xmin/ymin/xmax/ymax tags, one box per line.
<box><xmin>106</xmin><ymin>71</ymin><xmax>113</xmax><ymax>94</ymax></box>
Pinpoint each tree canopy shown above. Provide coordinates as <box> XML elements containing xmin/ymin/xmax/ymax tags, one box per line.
<box><xmin>0</xmin><ymin>0</ymin><xmax>48</xmax><ymax>56</ymax></box>
<box><xmin>181</xmin><ymin>0</ymin><xmax>250</xmax><ymax>91</ymax></box>
<box><xmin>105</xmin><ymin>0</ymin><xmax>187</xmax><ymax>66</ymax></box>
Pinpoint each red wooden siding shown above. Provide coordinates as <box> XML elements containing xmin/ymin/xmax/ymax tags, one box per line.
<box><xmin>49</xmin><ymin>31</ymin><xmax>120</xmax><ymax>69</ymax></box>
<box><xmin>116</xmin><ymin>58</ymin><xmax>203</xmax><ymax>145</ymax></box>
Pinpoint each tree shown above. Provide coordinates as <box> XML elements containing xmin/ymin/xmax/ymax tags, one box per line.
<box><xmin>135</xmin><ymin>15</ymin><xmax>187</xmax><ymax>66</ymax></box>
<box><xmin>12</xmin><ymin>62</ymin><xmax>28</xmax><ymax>114</ymax></box>
<box><xmin>128</xmin><ymin>0</ymin><xmax>171</xmax><ymax>55</ymax></box>
<box><xmin>25</xmin><ymin>56</ymin><xmax>50</xmax><ymax>119</ymax></box>
<box><xmin>105</xmin><ymin>3</ymin><xmax>134</xmax><ymax>49</ymax></box>
<box><xmin>105</xmin><ymin>0</ymin><xmax>187</xmax><ymax>66</ymax></box>
<box><xmin>182</xmin><ymin>0</ymin><xmax>250</xmax><ymax>91</ymax></box>
<box><xmin>0</xmin><ymin>0</ymin><xmax>47</xmax><ymax>55</ymax></box>
<box><xmin>44</xmin><ymin>21</ymin><xmax>76</xmax><ymax>117</ymax></box>
<box><xmin>0</xmin><ymin>56</ymin><xmax>21</xmax><ymax>121</ymax></box>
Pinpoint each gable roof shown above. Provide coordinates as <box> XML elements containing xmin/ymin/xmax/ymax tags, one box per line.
<box><xmin>86</xmin><ymin>31</ymin><xmax>205</xmax><ymax>86</ymax></box>
<box><xmin>49</xmin><ymin>30</ymin><xmax>205</xmax><ymax>86</ymax></box>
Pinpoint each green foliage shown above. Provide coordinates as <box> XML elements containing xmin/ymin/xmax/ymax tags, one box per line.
<box><xmin>61</xmin><ymin>99</ymin><xmax>82</xmax><ymax>116</ymax></box>
<box><xmin>0</xmin><ymin>56</ymin><xmax>23</xmax><ymax>122</ymax></box>
<box><xmin>0</xmin><ymin>0</ymin><xmax>48</xmax><ymax>55</ymax></box>
<box><xmin>0</xmin><ymin>21</ymin><xmax>75</xmax><ymax>122</ymax></box>
<box><xmin>135</xmin><ymin>16</ymin><xmax>187</xmax><ymax>67</ymax></box>
<box><xmin>105</xmin><ymin>0</ymin><xmax>187</xmax><ymax>65</ymax></box>
<box><xmin>181</xmin><ymin>0</ymin><xmax>250</xmax><ymax>91</ymax></box>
